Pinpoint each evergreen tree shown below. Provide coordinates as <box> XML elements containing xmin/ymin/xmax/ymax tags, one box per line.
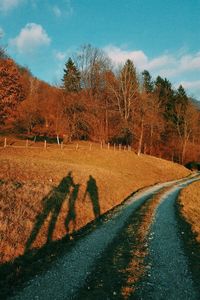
<box><xmin>62</xmin><ymin>58</ymin><xmax>81</xmax><ymax>92</ymax></box>
<box><xmin>154</xmin><ymin>76</ymin><xmax>175</xmax><ymax>121</ymax></box>
<box><xmin>142</xmin><ymin>70</ymin><xmax>153</xmax><ymax>93</ymax></box>
<box><xmin>175</xmin><ymin>85</ymin><xmax>188</xmax><ymax>107</ymax></box>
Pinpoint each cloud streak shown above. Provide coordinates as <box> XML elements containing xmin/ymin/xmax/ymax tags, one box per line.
<box><xmin>52</xmin><ymin>0</ymin><xmax>73</xmax><ymax>18</ymax></box>
<box><xmin>0</xmin><ymin>0</ymin><xmax>24</xmax><ymax>12</ymax></box>
<box><xmin>10</xmin><ymin>23</ymin><xmax>51</xmax><ymax>54</ymax></box>
<box><xmin>0</xmin><ymin>27</ymin><xmax>5</xmax><ymax>37</ymax></box>
<box><xmin>104</xmin><ymin>45</ymin><xmax>200</xmax><ymax>76</ymax></box>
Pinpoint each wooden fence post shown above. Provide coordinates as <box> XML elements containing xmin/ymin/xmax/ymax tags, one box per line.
<box><xmin>119</xmin><ymin>144</ymin><xmax>121</xmax><ymax>151</ymax></box>
<box><xmin>107</xmin><ymin>143</ymin><xmax>110</xmax><ymax>150</ymax></box>
<box><xmin>61</xmin><ymin>142</ymin><xmax>63</xmax><ymax>150</ymax></box>
<box><xmin>44</xmin><ymin>140</ymin><xmax>47</xmax><ymax>149</ymax></box>
<box><xmin>76</xmin><ymin>143</ymin><xmax>79</xmax><ymax>151</ymax></box>
<box><xmin>89</xmin><ymin>143</ymin><xmax>92</xmax><ymax>151</ymax></box>
<box><xmin>4</xmin><ymin>138</ymin><xmax>7</xmax><ymax>148</ymax></box>
<box><xmin>114</xmin><ymin>143</ymin><xmax>116</xmax><ymax>151</ymax></box>
<box><xmin>100</xmin><ymin>141</ymin><xmax>103</xmax><ymax>149</ymax></box>
<box><xmin>26</xmin><ymin>139</ymin><xmax>28</xmax><ymax>148</ymax></box>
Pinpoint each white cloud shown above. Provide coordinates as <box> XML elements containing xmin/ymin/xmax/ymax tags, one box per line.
<box><xmin>179</xmin><ymin>80</ymin><xmax>200</xmax><ymax>89</ymax></box>
<box><xmin>55</xmin><ymin>51</ymin><xmax>67</xmax><ymax>61</ymax></box>
<box><xmin>104</xmin><ymin>45</ymin><xmax>200</xmax><ymax>98</ymax></box>
<box><xmin>0</xmin><ymin>0</ymin><xmax>24</xmax><ymax>12</ymax></box>
<box><xmin>10</xmin><ymin>23</ymin><xmax>51</xmax><ymax>54</ymax></box>
<box><xmin>52</xmin><ymin>0</ymin><xmax>73</xmax><ymax>17</ymax></box>
<box><xmin>52</xmin><ymin>5</ymin><xmax>61</xmax><ymax>17</ymax></box>
<box><xmin>178</xmin><ymin>80</ymin><xmax>200</xmax><ymax>98</ymax></box>
<box><xmin>179</xmin><ymin>53</ymin><xmax>200</xmax><ymax>72</ymax></box>
<box><xmin>104</xmin><ymin>45</ymin><xmax>200</xmax><ymax>76</ymax></box>
<box><xmin>104</xmin><ymin>45</ymin><xmax>148</xmax><ymax>69</ymax></box>
<box><xmin>64</xmin><ymin>0</ymin><xmax>73</xmax><ymax>16</ymax></box>
<box><xmin>145</xmin><ymin>55</ymin><xmax>175</xmax><ymax>71</ymax></box>
<box><xmin>0</xmin><ymin>27</ymin><xmax>5</xmax><ymax>37</ymax></box>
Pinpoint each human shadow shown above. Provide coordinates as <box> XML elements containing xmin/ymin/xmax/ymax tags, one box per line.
<box><xmin>0</xmin><ymin>174</ymin><xmax>103</xmax><ymax>299</ymax></box>
<box><xmin>65</xmin><ymin>184</ymin><xmax>80</xmax><ymax>234</ymax></box>
<box><xmin>83</xmin><ymin>175</ymin><xmax>101</xmax><ymax>218</ymax></box>
<box><xmin>25</xmin><ymin>171</ymin><xmax>75</xmax><ymax>253</ymax></box>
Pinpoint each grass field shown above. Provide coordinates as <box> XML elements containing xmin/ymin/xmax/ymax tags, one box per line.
<box><xmin>179</xmin><ymin>181</ymin><xmax>200</xmax><ymax>242</ymax></box>
<box><xmin>0</xmin><ymin>140</ymin><xmax>191</xmax><ymax>263</ymax></box>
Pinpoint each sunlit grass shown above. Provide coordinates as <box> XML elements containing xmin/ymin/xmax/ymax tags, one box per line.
<box><xmin>179</xmin><ymin>181</ymin><xmax>200</xmax><ymax>242</ymax></box>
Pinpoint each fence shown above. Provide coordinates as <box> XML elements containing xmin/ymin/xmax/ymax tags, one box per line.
<box><xmin>0</xmin><ymin>137</ymin><xmax>134</xmax><ymax>153</ymax></box>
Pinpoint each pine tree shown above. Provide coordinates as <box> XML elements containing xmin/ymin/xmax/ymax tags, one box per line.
<box><xmin>142</xmin><ymin>70</ymin><xmax>153</xmax><ymax>93</ymax></box>
<box><xmin>62</xmin><ymin>58</ymin><xmax>81</xmax><ymax>92</ymax></box>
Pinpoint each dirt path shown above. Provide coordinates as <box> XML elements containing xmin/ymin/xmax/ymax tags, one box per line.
<box><xmin>135</xmin><ymin>178</ymin><xmax>200</xmax><ymax>300</ymax></box>
<box><xmin>10</xmin><ymin>175</ymin><xmax>200</xmax><ymax>300</ymax></box>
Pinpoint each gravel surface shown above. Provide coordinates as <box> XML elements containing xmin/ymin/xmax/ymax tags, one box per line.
<box><xmin>10</xmin><ymin>175</ymin><xmax>199</xmax><ymax>300</ymax></box>
<box><xmin>135</xmin><ymin>176</ymin><xmax>200</xmax><ymax>300</ymax></box>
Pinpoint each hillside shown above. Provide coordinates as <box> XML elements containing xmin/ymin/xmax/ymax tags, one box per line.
<box><xmin>179</xmin><ymin>181</ymin><xmax>200</xmax><ymax>242</ymax></box>
<box><xmin>0</xmin><ymin>141</ymin><xmax>190</xmax><ymax>263</ymax></box>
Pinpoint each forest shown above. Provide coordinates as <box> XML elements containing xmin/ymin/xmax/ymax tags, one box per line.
<box><xmin>0</xmin><ymin>44</ymin><xmax>199</xmax><ymax>164</ymax></box>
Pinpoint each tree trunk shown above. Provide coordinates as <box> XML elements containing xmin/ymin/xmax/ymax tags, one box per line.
<box><xmin>137</xmin><ymin>118</ymin><xmax>144</xmax><ymax>156</ymax></box>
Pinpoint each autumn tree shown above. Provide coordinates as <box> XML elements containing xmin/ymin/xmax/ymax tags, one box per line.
<box><xmin>75</xmin><ymin>44</ymin><xmax>112</xmax><ymax>142</ymax></box>
<box><xmin>108</xmin><ymin>59</ymin><xmax>138</xmax><ymax>125</ymax></box>
<box><xmin>0</xmin><ymin>57</ymin><xmax>25</xmax><ymax>126</ymax></box>
<box><xmin>170</xmin><ymin>86</ymin><xmax>197</xmax><ymax>163</ymax></box>
<box><xmin>76</xmin><ymin>44</ymin><xmax>111</xmax><ymax>95</ymax></box>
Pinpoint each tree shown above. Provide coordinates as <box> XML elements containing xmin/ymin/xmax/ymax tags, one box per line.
<box><xmin>0</xmin><ymin>57</ymin><xmax>25</xmax><ymax>126</ymax></box>
<box><xmin>142</xmin><ymin>70</ymin><xmax>154</xmax><ymax>93</ymax></box>
<box><xmin>134</xmin><ymin>70</ymin><xmax>161</xmax><ymax>155</ymax></box>
<box><xmin>62</xmin><ymin>58</ymin><xmax>81</xmax><ymax>93</ymax></box>
<box><xmin>76</xmin><ymin>44</ymin><xmax>111</xmax><ymax>95</ymax></box>
<box><xmin>107</xmin><ymin>59</ymin><xmax>138</xmax><ymax>125</ymax></box>
<box><xmin>174</xmin><ymin>102</ymin><xmax>198</xmax><ymax>164</ymax></box>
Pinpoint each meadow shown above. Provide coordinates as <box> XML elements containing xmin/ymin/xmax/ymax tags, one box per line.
<box><xmin>179</xmin><ymin>181</ymin><xmax>200</xmax><ymax>242</ymax></box>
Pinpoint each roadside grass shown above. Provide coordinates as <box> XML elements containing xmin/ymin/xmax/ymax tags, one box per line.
<box><xmin>179</xmin><ymin>181</ymin><xmax>200</xmax><ymax>242</ymax></box>
<box><xmin>0</xmin><ymin>141</ymin><xmax>190</xmax><ymax>263</ymax></box>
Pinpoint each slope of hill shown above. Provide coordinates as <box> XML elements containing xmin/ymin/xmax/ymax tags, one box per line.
<box><xmin>179</xmin><ymin>181</ymin><xmax>200</xmax><ymax>242</ymax></box>
<box><xmin>0</xmin><ymin>141</ymin><xmax>190</xmax><ymax>263</ymax></box>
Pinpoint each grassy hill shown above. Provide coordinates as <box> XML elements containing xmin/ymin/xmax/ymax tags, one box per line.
<box><xmin>179</xmin><ymin>181</ymin><xmax>200</xmax><ymax>242</ymax></box>
<box><xmin>0</xmin><ymin>140</ymin><xmax>190</xmax><ymax>263</ymax></box>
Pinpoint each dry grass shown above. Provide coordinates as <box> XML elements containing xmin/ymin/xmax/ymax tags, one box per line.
<box><xmin>0</xmin><ymin>141</ymin><xmax>190</xmax><ymax>263</ymax></box>
<box><xmin>179</xmin><ymin>181</ymin><xmax>200</xmax><ymax>242</ymax></box>
<box><xmin>121</xmin><ymin>187</ymin><xmax>171</xmax><ymax>298</ymax></box>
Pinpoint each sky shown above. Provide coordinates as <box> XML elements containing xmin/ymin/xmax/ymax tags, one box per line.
<box><xmin>0</xmin><ymin>0</ymin><xmax>200</xmax><ymax>99</ymax></box>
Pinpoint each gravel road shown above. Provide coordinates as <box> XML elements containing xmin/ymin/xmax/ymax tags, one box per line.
<box><xmin>135</xmin><ymin>176</ymin><xmax>200</xmax><ymax>300</ymax></box>
<box><xmin>10</xmin><ymin>175</ymin><xmax>200</xmax><ymax>300</ymax></box>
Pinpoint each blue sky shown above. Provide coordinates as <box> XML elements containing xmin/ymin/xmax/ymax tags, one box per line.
<box><xmin>0</xmin><ymin>0</ymin><xmax>200</xmax><ymax>99</ymax></box>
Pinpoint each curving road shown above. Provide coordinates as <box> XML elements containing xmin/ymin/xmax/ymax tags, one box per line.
<box><xmin>135</xmin><ymin>177</ymin><xmax>200</xmax><ymax>300</ymax></box>
<box><xmin>10</xmin><ymin>174</ymin><xmax>200</xmax><ymax>300</ymax></box>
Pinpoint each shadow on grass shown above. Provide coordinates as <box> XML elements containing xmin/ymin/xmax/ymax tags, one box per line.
<box><xmin>25</xmin><ymin>171</ymin><xmax>76</xmax><ymax>252</ymax></box>
<box><xmin>0</xmin><ymin>173</ymin><xmax>101</xmax><ymax>299</ymax></box>
<box><xmin>83</xmin><ymin>175</ymin><xmax>101</xmax><ymax>218</ymax></box>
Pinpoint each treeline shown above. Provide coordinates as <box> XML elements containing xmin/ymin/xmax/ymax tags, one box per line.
<box><xmin>0</xmin><ymin>44</ymin><xmax>199</xmax><ymax>163</ymax></box>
